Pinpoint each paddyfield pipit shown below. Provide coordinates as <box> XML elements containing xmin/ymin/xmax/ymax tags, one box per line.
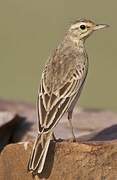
<box><xmin>28</xmin><ymin>19</ymin><xmax>109</xmax><ymax>174</ymax></box>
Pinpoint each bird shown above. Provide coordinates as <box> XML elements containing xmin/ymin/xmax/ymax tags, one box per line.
<box><xmin>28</xmin><ymin>19</ymin><xmax>109</xmax><ymax>175</ymax></box>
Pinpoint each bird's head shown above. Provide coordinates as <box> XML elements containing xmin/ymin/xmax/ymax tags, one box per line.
<box><xmin>68</xmin><ymin>19</ymin><xmax>109</xmax><ymax>40</ymax></box>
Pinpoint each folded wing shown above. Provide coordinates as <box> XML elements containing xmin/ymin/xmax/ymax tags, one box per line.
<box><xmin>37</xmin><ymin>63</ymin><xmax>87</xmax><ymax>133</ymax></box>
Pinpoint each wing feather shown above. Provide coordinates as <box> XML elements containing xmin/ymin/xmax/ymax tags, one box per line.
<box><xmin>37</xmin><ymin>63</ymin><xmax>87</xmax><ymax>133</ymax></box>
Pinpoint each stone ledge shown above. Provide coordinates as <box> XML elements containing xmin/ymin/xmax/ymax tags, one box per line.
<box><xmin>0</xmin><ymin>140</ymin><xmax>117</xmax><ymax>180</ymax></box>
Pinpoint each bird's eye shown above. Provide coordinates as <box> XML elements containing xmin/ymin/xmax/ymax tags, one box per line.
<box><xmin>80</xmin><ymin>25</ymin><xmax>86</xmax><ymax>30</ymax></box>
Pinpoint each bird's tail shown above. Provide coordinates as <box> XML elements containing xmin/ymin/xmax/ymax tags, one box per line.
<box><xmin>28</xmin><ymin>131</ymin><xmax>53</xmax><ymax>174</ymax></box>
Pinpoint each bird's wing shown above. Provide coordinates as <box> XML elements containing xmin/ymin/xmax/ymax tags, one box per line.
<box><xmin>37</xmin><ymin>63</ymin><xmax>87</xmax><ymax>133</ymax></box>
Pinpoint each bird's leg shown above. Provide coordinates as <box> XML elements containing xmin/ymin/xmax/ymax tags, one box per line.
<box><xmin>68</xmin><ymin>111</ymin><xmax>76</xmax><ymax>141</ymax></box>
<box><xmin>52</xmin><ymin>132</ymin><xmax>56</xmax><ymax>141</ymax></box>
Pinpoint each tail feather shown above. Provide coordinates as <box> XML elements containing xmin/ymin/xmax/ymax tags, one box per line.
<box><xmin>28</xmin><ymin>131</ymin><xmax>53</xmax><ymax>174</ymax></box>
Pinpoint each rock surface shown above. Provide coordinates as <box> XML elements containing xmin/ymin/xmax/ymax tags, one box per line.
<box><xmin>0</xmin><ymin>99</ymin><xmax>117</xmax><ymax>179</ymax></box>
<box><xmin>0</xmin><ymin>140</ymin><xmax>117</xmax><ymax>180</ymax></box>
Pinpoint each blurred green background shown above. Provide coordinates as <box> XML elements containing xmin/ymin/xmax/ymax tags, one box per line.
<box><xmin>0</xmin><ymin>0</ymin><xmax>116</xmax><ymax>110</ymax></box>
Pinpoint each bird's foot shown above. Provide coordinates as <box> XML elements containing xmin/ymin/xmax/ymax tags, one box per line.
<box><xmin>69</xmin><ymin>136</ymin><xmax>77</xmax><ymax>142</ymax></box>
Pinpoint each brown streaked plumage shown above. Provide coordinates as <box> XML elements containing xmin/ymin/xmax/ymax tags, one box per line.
<box><xmin>28</xmin><ymin>19</ymin><xmax>109</xmax><ymax>174</ymax></box>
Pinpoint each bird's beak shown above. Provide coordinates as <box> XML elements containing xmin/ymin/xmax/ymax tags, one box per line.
<box><xmin>93</xmin><ymin>24</ymin><xmax>109</xmax><ymax>31</ymax></box>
